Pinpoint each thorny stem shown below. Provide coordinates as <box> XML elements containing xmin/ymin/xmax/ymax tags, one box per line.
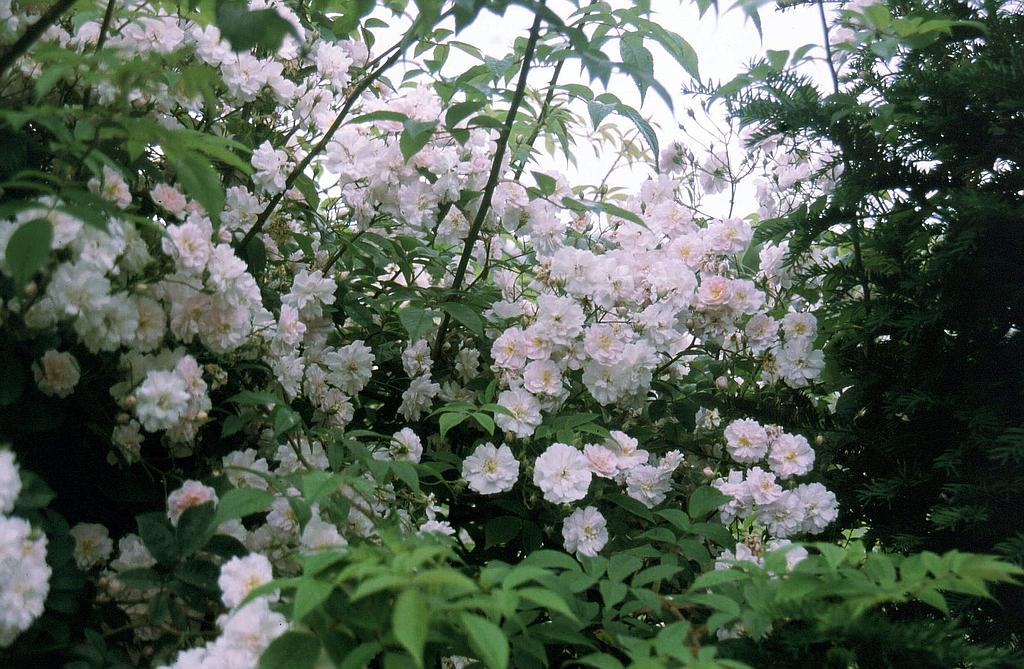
<box><xmin>431</xmin><ymin>6</ymin><xmax>546</xmax><ymax>362</ymax></box>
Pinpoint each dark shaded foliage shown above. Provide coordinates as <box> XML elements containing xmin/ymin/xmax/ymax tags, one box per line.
<box><xmin>723</xmin><ymin>0</ymin><xmax>1024</xmax><ymax>649</ymax></box>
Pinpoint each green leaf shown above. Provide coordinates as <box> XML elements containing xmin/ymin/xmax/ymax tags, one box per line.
<box><xmin>176</xmin><ymin>502</ymin><xmax>216</xmax><ymax>557</ymax></box>
<box><xmin>485</xmin><ymin>516</ymin><xmax>522</xmax><ymax>548</ymax></box>
<box><xmin>167</xmin><ymin>149</ymin><xmax>224</xmax><ymax>225</ymax></box>
<box><xmin>608</xmin><ymin>554</ymin><xmax>644</xmax><ymax>582</ymax></box>
<box><xmin>148</xmin><ymin>591</ymin><xmax>172</xmax><ymax>626</ymax></box>
<box><xmin>221</xmin><ymin>414</ymin><xmax>246</xmax><ymax>438</ymax></box>
<box><xmin>688</xmin><ymin>486</ymin><xmax>730</xmax><ymax>519</ymax></box>
<box><xmin>471</xmin><ymin>412</ymin><xmax>495</xmax><ymax>435</ymax></box>
<box><xmin>916</xmin><ymin>587</ymin><xmax>949</xmax><ymax>614</ymax></box>
<box><xmin>14</xmin><ymin>470</ymin><xmax>54</xmax><ymax>508</ymax></box>
<box><xmin>205</xmin><ymin>534</ymin><xmax>249</xmax><ymax>559</ymax></box>
<box><xmin>516</xmin><ymin>587</ymin><xmax>578</xmax><ymax>621</ymax></box>
<box><xmin>445</xmin><ymin>100</ymin><xmax>484</xmax><ymax>129</ymax></box>
<box><xmin>614</xmin><ymin>103</ymin><xmax>659</xmax><ymax>163</ymax></box>
<box><xmin>174</xmin><ymin>558</ymin><xmax>219</xmax><ymax>591</ymax></box>
<box><xmin>690</xmin><ymin>522</ymin><xmax>734</xmax><ymax>547</ymax></box>
<box><xmin>34</xmin><ymin>63</ymin><xmax>70</xmax><ymax>100</ymax></box>
<box><xmin>632</xmin><ymin>564</ymin><xmax>683</xmax><ymax>587</ymax></box>
<box><xmin>440</xmin><ymin>302</ymin><xmax>483</xmax><ymax>335</ymax></box>
<box><xmin>690</xmin><ymin>568</ymin><xmax>749</xmax><ymax>590</ymax></box>
<box><xmin>460</xmin><ymin>613</ymin><xmax>509</xmax><ymax>669</ymax></box>
<box><xmin>115</xmin><ymin>568</ymin><xmax>163</xmax><ymax>590</ymax></box>
<box><xmin>293</xmin><ymin>578</ymin><xmax>334</xmax><ymax>622</ymax></box>
<box><xmin>243</xmin><ymin>237</ymin><xmax>267</xmax><ymax>276</ymax></box>
<box><xmin>227</xmin><ymin>390</ymin><xmax>279</xmax><ymax>406</ymax></box>
<box><xmin>399</xmin><ymin>120</ymin><xmax>438</xmax><ymax>162</ymax></box>
<box><xmin>273</xmin><ymin>406</ymin><xmax>302</xmax><ymax>437</ymax></box>
<box><xmin>260</xmin><ymin>631</ymin><xmax>322</xmax><ymax>669</ymax></box>
<box><xmin>577</xmin><ymin>653</ymin><xmax>625</xmax><ymax>669</ymax></box>
<box><xmin>392</xmin><ymin>589</ymin><xmax>429</xmax><ymax>667</ymax></box>
<box><xmin>217</xmin><ymin>0</ymin><xmax>301</xmax><ymax>52</ymax></box>
<box><xmin>439</xmin><ymin>412</ymin><xmax>468</xmax><ymax>438</ymax></box>
<box><xmin>213</xmin><ymin>487</ymin><xmax>275</xmax><ymax>526</ymax></box>
<box><xmin>655</xmin><ymin>509</ymin><xmax>691</xmax><ymax>532</ymax></box>
<box><xmin>5</xmin><ymin>218</ymin><xmax>52</xmax><ymax>289</ymax></box>
<box><xmin>390</xmin><ymin>461</ymin><xmax>421</xmax><ymax>493</ymax></box>
<box><xmin>641</xmin><ymin>21</ymin><xmax>700</xmax><ymax>79</ymax></box>
<box><xmin>599</xmin><ymin>580</ymin><xmax>628</xmax><ymax>608</ymax></box>
<box><xmin>532</xmin><ymin>171</ymin><xmax>557</xmax><ymax>196</ymax></box>
<box><xmin>350</xmin><ymin>111</ymin><xmax>409</xmax><ymax>125</ymax></box>
<box><xmin>137</xmin><ymin>512</ymin><xmax>177</xmax><ymax>566</ymax></box>
<box><xmin>619</xmin><ymin>33</ymin><xmax>654</xmax><ymax>101</ymax></box>
<box><xmin>399</xmin><ymin>307</ymin><xmax>439</xmax><ymax>341</ymax></box>
<box><xmin>299</xmin><ymin>549</ymin><xmax>347</xmax><ymax>576</ymax></box>
<box><xmin>523</xmin><ymin>550</ymin><xmax>582</xmax><ymax>572</ymax></box>
<box><xmin>606</xmin><ymin>493</ymin><xmax>655</xmax><ymax>522</ymax></box>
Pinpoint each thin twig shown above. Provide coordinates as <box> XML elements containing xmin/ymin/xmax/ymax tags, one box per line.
<box><xmin>818</xmin><ymin>0</ymin><xmax>840</xmax><ymax>94</ymax></box>
<box><xmin>238</xmin><ymin>5</ymin><xmax>458</xmax><ymax>249</ymax></box>
<box><xmin>0</xmin><ymin>0</ymin><xmax>78</xmax><ymax>79</ymax></box>
<box><xmin>322</xmin><ymin>228</ymin><xmax>367</xmax><ymax>273</ymax></box>
<box><xmin>81</xmin><ymin>0</ymin><xmax>117</xmax><ymax>108</ymax></box>
<box><xmin>95</xmin><ymin>0</ymin><xmax>116</xmax><ymax>51</ymax></box>
<box><xmin>237</xmin><ymin>44</ymin><xmax>403</xmax><ymax>250</ymax></box>
<box><xmin>431</xmin><ymin>6</ymin><xmax>547</xmax><ymax>361</ymax></box>
<box><xmin>512</xmin><ymin>57</ymin><xmax>565</xmax><ymax>180</ymax></box>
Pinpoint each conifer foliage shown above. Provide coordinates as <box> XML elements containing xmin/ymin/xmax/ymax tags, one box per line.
<box><xmin>721</xmin><ymin>0</ymin><xmax>1024</xmax><ymax>646</ymax></box>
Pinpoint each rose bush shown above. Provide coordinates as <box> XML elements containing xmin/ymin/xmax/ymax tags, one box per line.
<box><xmin>0</xmin><ymin>0</ymin><xmax>1019</xmax><ymax>667</ymax></box>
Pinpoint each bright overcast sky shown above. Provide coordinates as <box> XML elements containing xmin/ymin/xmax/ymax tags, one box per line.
<box><xmin>371</xmin><ymin>1</ymin><xmax>834</xmax><ymax>210</ymax></box>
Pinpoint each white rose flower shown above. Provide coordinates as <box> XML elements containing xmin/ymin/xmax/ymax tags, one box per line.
<box><xmin>562</xmin><ymin>506</ymin><xmax>608</xmax><ymax>557</ymax></box>
<box><xmin>33</xmin><ymin>350</ymin><xmax>80</xmax><ymax>398</ymax></box>
<box><xmin>218</xmin><ymin>553</ymin><xmax>275</xmax><ymax>609</ymax></box>
<box><xmin>723</xmin><ymin>419</ymin><xmax>769</xmax><ymax>464</ymax></box>
<box><xmin>533</xmin><ymin>443</ymin><xmax>591</xmax><ymax>504</ymax></box>
<box><xmin>462</xmin><ymin>443</ymin><xmax>519</xmax><ymax>494</ymax></box>
<box><xmin>69</xmin><ymin>523</ymin><xmax>113</xmax><ymax>569</ymax></box>
<box><xmin>135</xmin><ymin>370</ymin><xmax>190</xmax><ymax>432</ymax></box>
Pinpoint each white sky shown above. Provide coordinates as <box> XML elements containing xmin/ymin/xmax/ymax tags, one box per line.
<box><xmin>371</xmin><ymin>0</ymin><xmax>835</xmax><ymax>210</ymax></box>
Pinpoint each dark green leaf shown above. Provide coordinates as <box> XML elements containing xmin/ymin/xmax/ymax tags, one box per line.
<box><xmin>392</xmin><ymin>589</ymin><xmax>428</xmax><ymax>667</ymax></box>
<box><xmin>293</xmin><ymin>578</ymin><xmax>334</xmax><ymax>621</ymax></box>
<box><xmin>167</xmin><ymin>149</ymin><xmax>224</xmax><ymax>226</ymax></box>
<box><xmin>176</xmin><ymin>502</ymin><xmax>216</xmax><ymax>557</ymax></box>
<box><xmin>5</xmin><ymin>218</ymin><xmax>52</xmax><ymax>289</ymax></box>
<box><xmin>399</xmin><ymin>120</ymin><xmax>438</xmax><ymax>162</ymax></box>
<box><xmin>439</xmin><ymin>412</ymin><xmax>468</xmax><ymax>438</ymax></box>
<box><xmin>213</xmin><ymin>487</ymin><xmax>275</xmax><ymax>526</ymax></box>
<box><xmin>461</xmin><ymin>612</ymin><xmax>508</xmax><ymax>669</ymax></box>
<box><xmin>399</xmin><ymin>306</ymin><xmax>438</xmax><ymax>340</ymax></box>
<box><xmin>137</xmin><ymin>512</ymin><xmax>177</xmax><ymax>566</ymax></box>
<box><xmin>440</xmin><ymin>302</ymin><xmax>483</xmax><ymax>335</ymax></box>
<box><xmin>217</xmin><ymin>0</ymin><xmax>301</xmax><ymax>52</ymax></box>
<box><xmin>688</xmin><ymin>486</ymin><xmax>730</xmax><ymax>519</ymax></box>
<box><xmin>260</xmin><ymin>631</ymin><xmax>322</xmax><ymax>669</ymax></box>
<box><xmin>485</xmin><ymin>516</ymin><xmax>522</xmax><ymax>548</ymax></box>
